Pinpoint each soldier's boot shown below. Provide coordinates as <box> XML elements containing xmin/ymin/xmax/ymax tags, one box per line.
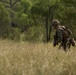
<box><xmin>70</xmin><ymin>38</ymin><xmax>75</xmax><ymax>46</ymax></box>
<box><xmin>63</xmin><ymin>44</ymin><xmax>67</xmax><ymax>51</ymax></box>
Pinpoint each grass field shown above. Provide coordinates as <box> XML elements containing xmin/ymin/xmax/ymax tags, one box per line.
<box><xmin>0</xmin><ymin>39</ymin><xmax>76</xmax><ymax>75</ymax></box>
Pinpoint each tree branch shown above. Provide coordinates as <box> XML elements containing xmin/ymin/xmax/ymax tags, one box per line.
<box><xmin>11</xmin><ymin>0</ymin><xmax>20</xmax><ymax>7</ymax></box>
<box><xmin>0</xmin><ymin>0</ymin><xmax>10</xmax><ymax>4</ymax></box>
<box><xmin>5</xmin><ymin>5</ymin><xmax>10</xmax><ymax>8</ymax></box>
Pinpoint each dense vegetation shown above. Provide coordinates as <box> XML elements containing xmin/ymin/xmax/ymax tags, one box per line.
<box><xmin>0</xmin><ymin>0</ymin><xmax>76</xmax><ymax>42</ymax></box>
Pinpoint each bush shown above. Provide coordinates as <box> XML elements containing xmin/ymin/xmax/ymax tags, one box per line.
<box><xmin>8</xmin><ymin>28</ymin><xmax>21</xmax><ymax>41</ymax></box>
<box><xmin>23</xmin><ymin>26</ymin><xmax>45</xmax><ymax>42</ymax></box>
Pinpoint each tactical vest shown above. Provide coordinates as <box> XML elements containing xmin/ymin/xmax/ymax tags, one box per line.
<box><xmin>60</xmin><ymin>26</ymin><xmax>72</xmax><ymax>39</ymax></box>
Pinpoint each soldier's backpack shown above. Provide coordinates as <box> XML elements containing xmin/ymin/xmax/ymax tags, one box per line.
<box><xmin>60</xmin><ymin>26</ymin><xmax>75</xmax><ymax>46</ymax></box>
<box><xmin>60</xmin><ymin>26</ymin><xmax>72</xmax><ymax>39</ymax></box>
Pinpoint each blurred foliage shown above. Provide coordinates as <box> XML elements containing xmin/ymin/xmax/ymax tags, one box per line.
<box><xmin>23</xmin><ymin>26</ymin><xmax>45</xmax><ymax>42</ymax></box>
<box><xmin>0</xmin><ymin>2</ymin><xmax>11</xmax><ymax>38</ymax></box>
<box><xmin>8</xmin><ymin>28</ymin><xmax>21</xmax><ymax>41</ymax></box>
<box><xmin>0</xmin><ymin>0</ymin><xmax>76</xmax><ymax>42</ymax></box>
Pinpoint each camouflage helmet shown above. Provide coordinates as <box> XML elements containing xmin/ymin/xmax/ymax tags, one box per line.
<box><xmin>51</xmin><ymin>20</ymin><xmax>60</xmax><ymax>26</ymax></box>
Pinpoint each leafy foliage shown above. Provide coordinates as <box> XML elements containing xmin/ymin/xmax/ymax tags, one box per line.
<box><xmin>0</xmin><ymin>2</ymin><xmax>11</xmax><ymax>38</ymax></box>
<box><xmin>0</xmin><ymin>0</ymin><xmax>76</xmax><ymax>41</ymax></box>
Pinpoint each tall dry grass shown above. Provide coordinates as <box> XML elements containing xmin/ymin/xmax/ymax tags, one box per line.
<box><xmin>0</xmin><ymin>39</ymin><xmax>76</xmax><ymax>75</ymax></box>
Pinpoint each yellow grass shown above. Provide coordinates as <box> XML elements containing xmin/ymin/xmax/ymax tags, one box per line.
<box><xmin>0</xmin><ymin>39</ymin><xmax>76</xmax><ymax>75</ymax></box>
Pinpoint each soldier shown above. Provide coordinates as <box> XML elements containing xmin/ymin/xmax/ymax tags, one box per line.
<box><xmin>51</xmin><ymin>20</ymin><xmax>75</xmax><ymax>51</ymax></box>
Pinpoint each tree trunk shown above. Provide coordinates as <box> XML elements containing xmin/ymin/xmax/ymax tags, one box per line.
<box><xmin>48</xmin><ymin>0</ymin><xmax>58</xmax><ymax>41</ymax></box>
<box><xmin>45</xmin><ymin>15</ymin><xmax>49</xmax><ymax>42</ymax></box>
<box><xmin>48</xmin><ymin>12</ymin><xmax>54</xmax><ymax>41</ymax></box>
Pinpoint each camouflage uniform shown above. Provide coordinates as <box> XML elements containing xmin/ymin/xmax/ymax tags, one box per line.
<box><xmin>53</xmin><ymin>27</ymin><xmax>63</xmax><ymax>46</ymax></box>
<box><xmin>52</xmin><ymin>20</ymin><xmax>75</xmax><ymax>51</ymax></box>
<box><xmin>54</xmin><ymin>26</ymin><xmax>67</xmax><ymax>50</ymax></box>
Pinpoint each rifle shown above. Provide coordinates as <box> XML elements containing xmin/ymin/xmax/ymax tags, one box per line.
<box><xmin>53</xmin><ymin>35</ymin><xmax>59</xmax><ymax>46</ymax></box>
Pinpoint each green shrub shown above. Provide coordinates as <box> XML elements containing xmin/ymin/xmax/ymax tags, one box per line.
<box><xmin>8</xmin><ymin>28</ymin><xmax>21</xmax><ymax>41</ymax></box>
<box><xmin>23</xmin><ymin>26</ymin><xmax>45</xmax><ymax>42</ymax></box>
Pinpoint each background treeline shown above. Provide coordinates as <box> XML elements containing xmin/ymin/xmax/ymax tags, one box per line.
<box><xmin>0</xmin><ymin>0</ymin><xmax>76</xmax><ymax>42</ymax></box>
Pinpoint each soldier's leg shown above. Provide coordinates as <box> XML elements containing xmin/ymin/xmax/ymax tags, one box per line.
<box><xmin>67</xmin><ymin>38</ymin><xmax>71</xmax><ymax>49</ymax></box>
<box><xmin>62</xmin><ymin>39</ymin><xmax>67</xmax><ymax>51</ymax></box>
<box><xmin>58</xmin><ymin>43</ymin><xmax>67</xmax><ymax>51</ymax></box>
<box><xmin>68</xmin><ymin>40</ymin><xmax>72</xmax><ymax>49</ymax></box>
<box><xmin>63</xmin><ymin>43</ymin><xmax>67</xmax><ymax>51</ymax></box>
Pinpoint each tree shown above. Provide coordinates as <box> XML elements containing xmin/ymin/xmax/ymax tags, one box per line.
<box><xmin>0</xmin><ymin>0</ymin><xmax>21</xmax><ymax>27</ymax></box>
<box><xmin>55</xmin><ymin>0</ymin><xmax>76</xmax><ymax>39</ymax></box>
<box><xmin>0</xmin><ymin>2</ymin><xmax>11</xmax><ymax>38</ymax></box>
<box><xmin>30</xmin><ymin>0</ymin><xmax>59</xmax><ymax>42</ymax></box>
